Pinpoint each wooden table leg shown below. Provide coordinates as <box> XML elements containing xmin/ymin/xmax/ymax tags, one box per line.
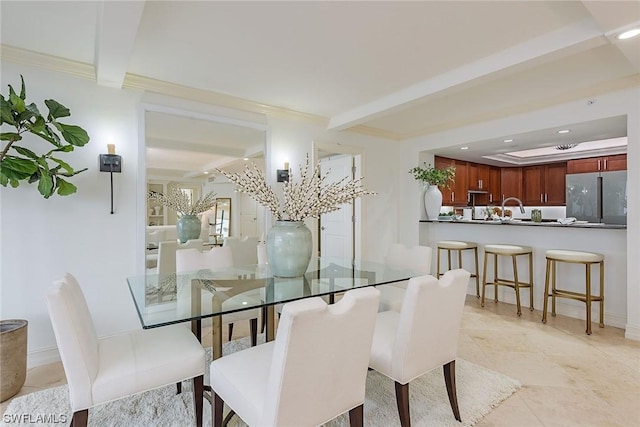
<box><xmin>266</xmin><ymin>305</ymin><xmax>275</xmax><ymax>342</ymax></box>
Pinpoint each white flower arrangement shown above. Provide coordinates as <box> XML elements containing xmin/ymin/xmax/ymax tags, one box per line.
<box><xmin>147</xmin><ymin>188</ymin><xmax>217</xmax><ymax>216</ymax></box>
<box><xmin>217</xmin><ymin>155</ymin><xmax>375</xmax><ymax>221</ymax></box>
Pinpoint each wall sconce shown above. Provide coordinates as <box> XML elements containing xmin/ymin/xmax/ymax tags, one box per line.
<box><xmin>99</xmin><ymin>144</ymin><xmax>122</xmax><ymax>214</ymax></box>
<box><xmin>277</xmin><ymin>161</ymin><xmax>290</xmax><ymax>182</ymax></box>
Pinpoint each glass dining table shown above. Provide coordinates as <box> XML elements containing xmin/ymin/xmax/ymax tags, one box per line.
<box><xmin>127</xmin><ymin>257</ymin><xmax>419</xmax><ymax>360</ymax></box>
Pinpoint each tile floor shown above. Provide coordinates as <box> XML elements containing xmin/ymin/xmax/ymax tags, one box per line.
<box><xmin>2</xmin><ymin>296</ymin><xmax>639</xmax><ymax>426</ymax></box>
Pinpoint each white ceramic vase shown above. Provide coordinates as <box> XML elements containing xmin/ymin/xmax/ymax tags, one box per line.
<box><xmin>424</xmin><ymin>185</ymin><xmax>443</xmax><ymax>220</ymax></box>
<box><xmin>266</xmin><ymin>220</ymin><xmax>313</xmax><ymax>277</ymax></box>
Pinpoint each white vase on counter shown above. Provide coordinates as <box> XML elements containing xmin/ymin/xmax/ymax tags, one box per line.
<box><xmin>424</xmin><ymin>185</ymin><xmax>443</xmax><ymax>220</ymax></box>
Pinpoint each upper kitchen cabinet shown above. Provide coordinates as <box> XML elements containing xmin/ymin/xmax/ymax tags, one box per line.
<box><xmin>566</xmin><ymin>154</ymin><xmax>627</xmax><ymax>174</ymax></box>
<box><xmin>467</xmin><ymin>163</ymin><xmax>490</xmax><ymax>191</ymax></box>
<box><xmin>488</xmin><ymin>166</ymin><xmax>500</xmax><ymax>204</ymax></box>
<box><xmin>522</xmin><ymin>162</ymin><xmax>566</xmax><ymax>206</ymax></box>
<box><xmin>435</xmin><ymin>156</ymin><xmax>468</xmax><ymax>205</ymax></box>
<box><xmin>468</xmin><ymin>162</ymin><xmax>499</xmax><ymax>205</ymax></box>
<box><xmin>499</xmin><ymin>167</ymin><xmax>523</xmax><ymax>203</ymax></box>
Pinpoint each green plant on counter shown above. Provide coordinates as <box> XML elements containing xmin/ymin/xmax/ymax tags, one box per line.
<box><xmin>409</xmin><ymin>162</ymin><xmax>456</xmax><ymax>189</ymax></box>
<box><xmin>0</xmin><ymin>75</ymin><xmax>90</xmax><ymax>198</ymax></box>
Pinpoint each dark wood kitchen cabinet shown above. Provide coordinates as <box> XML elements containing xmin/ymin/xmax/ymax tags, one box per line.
<box><xmin>488</xmin><ymin>166</ymin><xmax>500</xmax><ymax>204</ymax></box>
<box><xmin>468</xmin><ymin>163</ymin><xmax>490</xmax><ymax>191</ymax></box>
<box><xmin>522</xmin><ymin>162</ymin><xmax>566</xmax><ymax>205</ymax></box>
<box><xmin>435</xmin><ymin>156</ymin><xmax>468</xmax><ymax>205</ymax></box>
<box><xmin>566</xmin><ymin>154</ymin><xmax>627</xmax><ymax>174</ymax></box>
<box><xmin>499</xmin><ymin>167</ymin><xmax>522</xmax><ymax>203</ymax></box>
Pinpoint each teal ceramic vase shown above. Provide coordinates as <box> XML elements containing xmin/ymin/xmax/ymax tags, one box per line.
<box><xmin>176</xmin><ymin>214</ymin><xmax>201</xmax><ymax>243</ymax></box>
<box><xmin>266</xmin><ymin>220</ymin><xmax>313</xmax><ymax>277</ymax></box>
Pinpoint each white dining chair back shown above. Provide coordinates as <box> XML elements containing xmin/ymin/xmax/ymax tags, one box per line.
<box><xmin>257</xmin><ymin>241</ymin><xmax>268</xmax><ymax>265</ymax></box>
<box><xmin>379</xmin><ymin>243</ymin><xmax>433</xmax><ymax>312</ymax></box>
<box><xmin>369</xmin><ymin>269</ymin><xmax>470</xmax><ymax>425</ymax></box>
<box><xmin>46</xmin><ymin>273</ymin><xmax>205</xmax><ymax>426</ymax></box>
<box><xmin>158</xmin><ymin>239</ymin><xmax>203</xmax><ymax>275</ymax></box>
<box><xmin>176</xmin><ymin>246</ymin><xmax>234</xmax><ymax>273</ymax></box>
<box><xmin>223</xmin><ymin>236</ymin><xmax>259</xmax><ymax>266</ymax></box>
<box><xmin>210</xmin><ymin>287</ymin><xmax>380</xmax><ymax>427</ymax></box>
<box><xmin>175</xmin><ymin>245</ymin><xmax>261</xmax><ymax>345</ymax></box>
<box><xmin>385</xmin><ymin>243</ymin><xmax>432</xmax><ymax>274</ymax></box>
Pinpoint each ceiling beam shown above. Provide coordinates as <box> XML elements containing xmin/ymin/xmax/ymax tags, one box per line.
<box><xmin>95</xmin><ymin>0</ymin><xmax>145</xmax><ymax>88</ymax></box>
<box><xmin>327</xmin><ymin>18</ymin><xmax>605</xmax><ymax>131</ymax></box>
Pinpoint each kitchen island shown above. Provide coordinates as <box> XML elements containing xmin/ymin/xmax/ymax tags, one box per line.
<box><xmin>419</xmin><ymin>219</ymin><xmax>627</xmax><ymax>328</ymax></box>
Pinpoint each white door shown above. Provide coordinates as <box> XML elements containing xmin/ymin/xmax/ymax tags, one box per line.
<box><xmin>240</xmin><ymin>193</ymin><xmax>258</xmax><ymax>237</ymax></box>
<box><xmin>320</xmin><ymin>155</ymin><xmax>354</xmax><ymax>260</ymax></box>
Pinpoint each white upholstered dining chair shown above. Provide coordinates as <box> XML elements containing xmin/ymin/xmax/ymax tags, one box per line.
<box><xmin>378</xmin><ymin>243</ymin><xmax>433</xmax><ymax>312</ymax></box>
<box><xmin>369</xmin><ymin>269</ymin><xmax>470</xmax><ymax>426</ymax></box>
<box><xmin>176</xmin><ymin>246</ymin><xmax>262</xmax><ymax>345</ymax></box>
<box><xmin>223</xmin><ymin>236</ymin><xmax>259</xmax><ymax>266</ymax></box>
<box><xmin>157</xmin><ymin>238</ymin><xmax>204</xmax><ymax>276</ymax></box>
<box><xmin>46</xmin><ymin>273</ymin><xmax>205</xmax><ymax>427</ymax></box>
<box><xmin>209</xmin><ymin>287</ymin><xmax>381</xmax><ymax>427</ymax></box>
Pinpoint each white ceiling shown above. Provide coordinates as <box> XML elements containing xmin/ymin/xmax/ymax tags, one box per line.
<box><xmin>1</xmin><ymin>1</ymin><xmax>638</xmax><ymax>174</ymax></box>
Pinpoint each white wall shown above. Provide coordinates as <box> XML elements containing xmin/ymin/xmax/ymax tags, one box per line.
<box><xmin>1</xmin><ymin>62</ymin><xmax>144</xmax><ymax>365</ymax></box>
<box><xmin>0</xmin><ymin>61</ymin><xmax>403</xmax><ymax>367</ymax></box>
<box><xmin>265</xmin><ymin>116</ymin><xmax>401</xmax><ymax>263</ymax></box>
<box><xmin>398</xmin><ymin>87</ymin><xmax>640</xmax><ymax>340</ymax></box>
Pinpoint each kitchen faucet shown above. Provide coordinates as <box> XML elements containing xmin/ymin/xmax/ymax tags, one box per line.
<box><xmin>502</xmin><ymin>197</ymin><xmax>526</xmax><ymax>215</ymax></box>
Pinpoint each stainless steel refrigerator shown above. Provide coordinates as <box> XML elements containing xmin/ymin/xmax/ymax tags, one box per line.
<box><xmin>566</xmin><ymin>170</ymin><xmax>627</xmax><ymax>225</ymax></box>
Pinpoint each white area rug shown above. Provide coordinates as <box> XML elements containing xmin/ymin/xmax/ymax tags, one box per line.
<box><xmin>2</xmin><ymin>336</ymin><xmax>520</xmax><ymax>427</ymax></box>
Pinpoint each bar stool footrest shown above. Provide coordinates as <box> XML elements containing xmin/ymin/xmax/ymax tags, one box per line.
<box><xmin>486</xmin><ymin>278</ymin><xmax>533</xmax><ymax>289</ymax></box>
<box><xmin>551</xmin><ymin>289</ymin><xmax>603</xmax><ymax>302</ymax></box>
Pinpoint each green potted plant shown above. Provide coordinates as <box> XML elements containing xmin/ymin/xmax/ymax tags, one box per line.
<box><xmin>1</xmin><ymin>75</ymin><xmax>90</xmax><ymax>198</ymax></box>
<box><xmin>409</xmin><ymin>162</ymin><xmax>456</xmax><ymax>188</ymax></box>
<box><xmin>409</xmin><ymin>162</ymin><xmax>456</xmax><ymax>220</ymax></box>
<box><xmin>0</xmin><ymin>76</ymin><xmax>90</xmax><ymax>402</ymax></box>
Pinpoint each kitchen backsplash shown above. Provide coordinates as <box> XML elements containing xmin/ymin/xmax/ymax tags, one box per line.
<box><xmin>441</xmin><ymin>206</ymin><xmax>567</xmax><ymax>220</ymax></box>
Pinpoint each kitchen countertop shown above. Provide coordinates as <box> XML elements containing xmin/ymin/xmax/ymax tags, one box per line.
<box><xmin>419</xmin><ymin>219</ymin><xmax>627</xmax><ymax>229</ymax></box>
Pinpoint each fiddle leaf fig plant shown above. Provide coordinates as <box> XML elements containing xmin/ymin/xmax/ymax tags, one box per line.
<box><xmin>0</xmin><ymin>75</ymin><xmax>90</xmax><ymax>198</ymax></box>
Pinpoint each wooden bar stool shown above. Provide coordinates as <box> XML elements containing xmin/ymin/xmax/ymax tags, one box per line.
<box><xmin>437</xmin><ymin>241</ymin><xmax>480</xmax><ymax>297</ymax></box>
<box><xmin>542</xmin><ymin>249</ymin><xmax>604</xmax><ymax>335</ymax></box>
<box><xmin>481</xmin><ymin>244</ymin><xmax>534</xmax><ymax>316</ymax></box>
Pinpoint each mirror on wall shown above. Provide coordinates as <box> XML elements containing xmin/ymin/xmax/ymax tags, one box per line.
<box><xmin>142</xmin><ymin>107</ymin><xmax>266</xmax><ymax>274</ymax></box>
<box><xmin>210</xmin><ymin>198</ymin><xmax>231</xmax><ymax>244</ymax></box>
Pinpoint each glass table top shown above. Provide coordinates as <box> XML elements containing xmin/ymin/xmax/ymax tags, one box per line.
<box><xmin>127</xmin><ymin>257</ymin><xmax>418</xmax><ymax>329</ymax></box>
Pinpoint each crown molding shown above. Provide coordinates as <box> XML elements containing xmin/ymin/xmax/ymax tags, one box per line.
<box><xmin>123</xmin><ymin>74</ymin><xmax>329</xmax><ymax>125</ymax></box>
<box><xmin>1</xmin><ymin>45</ymin><xmax>329</xmax><ymax>125</ymax></box>
<box><xmin>348</xmin><ymin>125</ymin><xmax>405</xmax><ymax>141</ymax></box>
<box><xmin>1</xmin><ymin>45</ymin><xmax>95</xmax><ymax>81</ymax></box>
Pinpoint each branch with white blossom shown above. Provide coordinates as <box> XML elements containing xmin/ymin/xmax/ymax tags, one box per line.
<box><xmin>218</xmin><ymin>154</ymin><xmax>375</xmax><ymax>222</ymax></box>
<box><xmin>147</xmin><ymin>188</ymin><xmax>217</xmax><ymax>216</ymax></box>
<box><xmin>217</xmin><ymin>163</ymin><xmax>282</xmax><ymax>219</ymax></box>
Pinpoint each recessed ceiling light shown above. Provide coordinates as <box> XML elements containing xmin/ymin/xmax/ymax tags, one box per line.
<box><xmin>618</xmin><ymin>28</ymin><xmax>640</xmax><ymax>40</ymax></box>
<box><xmin>243</xmin><ymin>157</ymin><xmax>249</xmax><ymax>161</ymax></box>
<box><xmin>460</xmin><ymin>146</ymin><xmax>469</xmax><ymax>150</ymax></box>
<box><xmin>557</xmin><ymin>129</ymin><xmax>571</xmax><ymax>134</ymax></box>
<box><xmin>503</xmin><ymin>139</ymin><xmax>513</xmax><ymax>143</ymax></box>
<box><xmin>203</xmin><ymin>171</ymin><xmax>209</xmax><ymax>174</ymax></box>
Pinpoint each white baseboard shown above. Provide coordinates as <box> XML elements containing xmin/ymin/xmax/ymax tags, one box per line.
<box><xmin>624</xmin><ymin>324</ymin><xmax>640</xmax><ymax>341</ymax></box>
<box><xmin>27</xmin><ymin>345</ymin><xmax>61</xmax><ymax>369</ymax></box>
